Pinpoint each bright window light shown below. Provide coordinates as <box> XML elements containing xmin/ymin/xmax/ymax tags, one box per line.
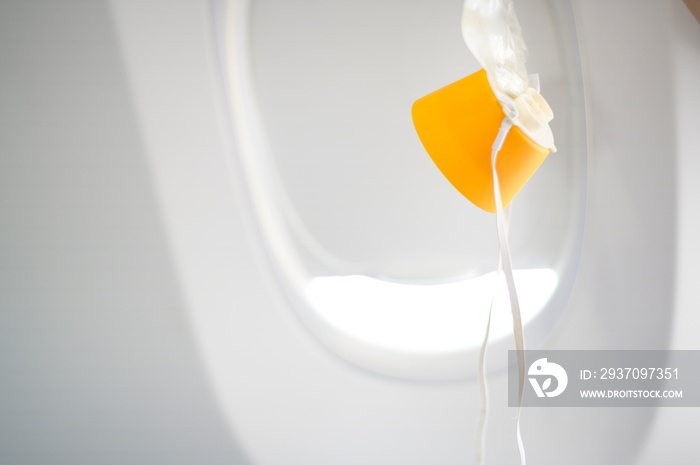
<box><xmin>307</xmin><ymin>269</ymin><xmax>558</xmax><ymax>354</ymax></box>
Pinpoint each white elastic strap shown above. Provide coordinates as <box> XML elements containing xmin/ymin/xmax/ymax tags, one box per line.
<box><xmin>491</xmin><ymin>117</ymin><xmax>527</xmax><ymax>465</ymax></box>
<box><xmin>475</xmin><ymin>292</ymin><xmax>492</xmax><ymax>465</ymax></box>
<box><xmin>475</xmin><ymin>206</ymin><xmax>510</xmax><ymax>465</ymax></box>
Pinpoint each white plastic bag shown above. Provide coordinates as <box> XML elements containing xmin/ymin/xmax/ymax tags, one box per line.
<box><xmin>462</xmin><ymin>0</ymin><xmax>556</xmax><ymax>150</ymax></box>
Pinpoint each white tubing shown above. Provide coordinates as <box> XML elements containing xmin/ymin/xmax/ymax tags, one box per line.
<box><xmin>475</xmin><ymin>205</ymin><xmax>511</xmax><ymax>465</ymax></box>
<box><xmin>491</xmin><ymin>118</ymin><xmax>527</xmax><ymax>465</ymax></box>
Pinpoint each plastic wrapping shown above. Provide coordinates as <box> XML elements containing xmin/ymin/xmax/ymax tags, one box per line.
<box><xmin>462</xmin><ymin>0</ymin><xmax>556</xmax><ymax>150</ymax></box>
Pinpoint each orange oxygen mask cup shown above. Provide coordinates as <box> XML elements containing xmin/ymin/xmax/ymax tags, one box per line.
<box><xmin>411</xmin><ymin>69</ymin><xmax>551</xmax><ymax>213</ymax></box>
